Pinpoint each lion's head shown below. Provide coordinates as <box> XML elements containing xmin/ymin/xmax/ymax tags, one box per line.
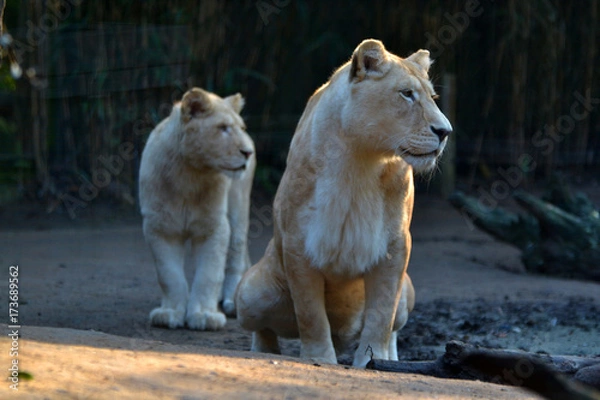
<box><xmin>178</xmin><ymin>88</ymin><xmax>254</xmax><ymax>175</ymax></box>
<box><xmin>340</xmin><ymin>39</ymin><xmax>452</xmax><ymax>172</ymax></box>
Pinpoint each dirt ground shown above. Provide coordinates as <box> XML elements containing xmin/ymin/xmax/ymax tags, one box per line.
<box><xmin>1</xmin><ymin>192</ymin><xmax>599</xmax><ymax>399</ymax></box>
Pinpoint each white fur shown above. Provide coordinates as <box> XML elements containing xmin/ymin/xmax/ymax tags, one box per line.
<box><xmin>303</xmin><ymin>165</ymin><xmax>388</xmax><ymax>276</ymax></box>
<box><xmin>139</xmin><ymin>88</ymin><xmax>255</xmax><ymax>330</ymax></box>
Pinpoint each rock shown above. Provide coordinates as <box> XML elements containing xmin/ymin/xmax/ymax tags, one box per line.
<box><xmin>575</xmin><ymin>364</ymin><xmax>600</xmax><ymax>391</ymax></box>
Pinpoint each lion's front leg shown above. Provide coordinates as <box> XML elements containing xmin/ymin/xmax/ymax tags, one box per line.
<box><xmin>284</xmin><ymin>251</ymin><xmax>337</xmax><ymax>364</ymax></box>
<box><xmin>145</xmin><ymin>231</ymin><xmax>188</xmax><ymax>329</ymax></box>
<box><xmin>186</xmin><ymin>221</ymin><xmax>230</xmax><ymax>330</ymax></box>
<box><xmin>353</xmin><ymin>237</ymin><xmax>410</xmax><ymax>367</ymax></box>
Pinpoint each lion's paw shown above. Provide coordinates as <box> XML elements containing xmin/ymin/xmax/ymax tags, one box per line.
<box><xmin>221</xmin><ymin>299</ymin><xmax>236</xmax><ymax>317</ymax></box>
<box><xmin>149</xmin><ymin>307</ymin><xmax>185</xmax><ymax>329</ymax></box>
<box><xmin>301</xmin><ymin>347</ymin><xmax>338</xmax><ymax>365</ymax></box>
<box><xmin>308</xmin><ymin>356</ymin><xmax>338</xmax><ymax>365</ymax></box>
<box><xmin>186</xmin><ymin>310</ymin><xmax>227</xmax><ymax>331</ymax></box>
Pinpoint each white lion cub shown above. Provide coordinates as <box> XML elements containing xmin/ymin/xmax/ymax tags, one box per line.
<box><xmin>139</xmin><ymin>87</ymin><xmax>255</xmax><ymax>330</ymax></box>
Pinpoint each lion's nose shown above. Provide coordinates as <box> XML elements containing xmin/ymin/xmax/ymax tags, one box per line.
<box><xmin>240</xmin><ymin>149</ymin><xmax>253</xmax><ymax>159</ymax></box>
<box><xmin>431</xmin><ymin>126</ymin><xmax>451</xmax><ymax>142</ymax></box>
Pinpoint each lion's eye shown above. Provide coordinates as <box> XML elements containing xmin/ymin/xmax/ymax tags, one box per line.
<box><xmin>219</xmin><ymin>124</ymin><xmax>229</xmax><ymax>133</ymax></box>
<box><xmin>399</xmin><ymin>89</ymin><xmax>415</xmax><ymax>101</ymax></box>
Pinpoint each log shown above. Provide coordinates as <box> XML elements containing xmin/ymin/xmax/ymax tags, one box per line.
<box><xmin>545</xmin><ymin>175</ymin><xmax>600</xmax><ymax>225</ymax></box>
<box><xmin>514</xmin><ymin>190</ymin><xmax>595</xmax><ymax>249</ymax></box>
<box><xmin>461</xmin><ymin>351</ymin><xmax>600</xmax><ymax>400</ymax></box>
<box><xmin>367</xmin><ymin>341</ymin><xmax>600</xmax><ymax>378</ymax></box>
<box><xmin>448</xmin><ymin>177</ymin><xmax>600</xmax><ymax>281</ymax></box>
<box><xmin>367</xmin><ymin>341</ymin><xmax>600</xmax><ymax>400</ymax></box>
<box><xmin>448</xmin><ymin>190</ymin><xmax>540</xmax><ymax>251</ymax></box>
<box><xmin>364</xmin><ymin>359</ymin><xmax>445</xmax><ymax>376</ymax></box>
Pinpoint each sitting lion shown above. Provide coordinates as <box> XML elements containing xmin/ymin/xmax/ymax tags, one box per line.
<box><xmin>236</xmin><ymin>39</ymin><xmax>451</xmax><ymax>366</ymax></box>
<box><xmin>139</xmin><ymin>87</ymin><xmax>255</xmax><ymax>330</ymax></box>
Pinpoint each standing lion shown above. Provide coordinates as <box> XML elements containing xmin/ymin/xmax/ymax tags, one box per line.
<box><xmin>139</xmin><ymin>88</ymin><xmax>255</xmax><ymax>331</ymax></box>
<box><xmin>236</xmin><ymin>39</ymin><xmax>452</xmax><ymax>366</ymax></box>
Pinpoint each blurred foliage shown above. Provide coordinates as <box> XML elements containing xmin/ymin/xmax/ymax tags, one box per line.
<box><xmin>0</xmin><ymin>116</ymin><xmax>16</xmax><ymax>150</ymax></box>
<box><xmin>0</xmin><ymin>115</ymin><xmax>31</xmax><ymax>203</ymax></box>
<box><xmin>2</xmin><ymin>0</ymin><xmax>599</xmax><ymax>206</ymax></box>
<box><xmin>0</xmin><ymin>63</ymin><xmax>16</xmax><ymax>91</ymax></box>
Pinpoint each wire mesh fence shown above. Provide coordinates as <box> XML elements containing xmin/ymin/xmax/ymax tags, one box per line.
<box><xmin>0</xmin><ymin>0</ymin><xmax>598</xmax><ymax>212</ymax></box>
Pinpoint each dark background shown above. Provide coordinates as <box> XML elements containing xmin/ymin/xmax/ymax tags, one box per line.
<box><xmin>1</xmin><ymin>0</ymin><xmax>599</xmax><ymax>219</ymax></box>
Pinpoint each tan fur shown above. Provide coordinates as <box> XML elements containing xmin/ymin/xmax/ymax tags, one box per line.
<box><xmin>139</xmin><ymin>87</ymin><xmax>255</xmax><ymax>330</ymax></box>
<box><xmin>236</xmin><ymin>39</ymin><xmax>452</xmax><ymax>366</ymax></box>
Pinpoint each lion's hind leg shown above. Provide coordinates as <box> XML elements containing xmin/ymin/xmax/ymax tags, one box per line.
<box><xmin>236</xmin><ymin>240</ymin><xmax>297</xmax><ymax>354</ymax></box>
<box><xmin>222</xmin><ymin>162</ymin><xmax>255</xmax><ymax>316</ymax></box>
<box><xmin>252</xmin><ymin>329</ymin><xmax>281</xmax><ymax>354</ymax></box>
<box><xmin>389</xmin><ymin>273</ymin><xmax>415</xmax><ymax>361</ymax></box>
<box><xmin>388</xmin><ymin>331</ymin><xmax>399</xmax><ymax>361</ymax></box>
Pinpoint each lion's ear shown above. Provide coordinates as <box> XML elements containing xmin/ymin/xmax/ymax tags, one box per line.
<box><xmin>350</xmin><ymin>39</ymin><xmax>391</xmax><ymax>82</ymax></box>
<box><xmin>225</xmin><ymin>93</ymin><xmax>245</xmax><ymax>114</ymax></box>
<box><xmin>406</xmin><ymin>49</ymin><xmax>432</xmax><ymax>73</ymax></box>
<box><xmin>181</xmin><ymin>88</ymin><xmax>213</xmax><ymax>122</ymax></box>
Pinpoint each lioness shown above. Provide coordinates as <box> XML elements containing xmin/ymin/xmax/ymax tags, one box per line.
<box><xmin>139</xmin><ymin>87</ymin><xmax>255</xmax><ymax>330</ymax></box>
<box><xmin>236</xmin><ymin>39</ymin><xmax>452</xmax><ymax>366</ymax></box>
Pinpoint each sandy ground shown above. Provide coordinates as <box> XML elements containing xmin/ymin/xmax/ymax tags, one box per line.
<box><xmin>1</xmin><ymin>324</ymin><xmax>545</xmax><ymax>400</ymax></box>
<box><xmin>0</xmin><ymin>194</ymin><xmax>599</xmax><ymax>399</ymax></box>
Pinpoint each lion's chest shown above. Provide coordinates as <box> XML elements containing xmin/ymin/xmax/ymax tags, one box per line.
<box><xmin>181</xmin><ymin>195</ymin><xmax>227</xmax><ymax>236</ymax></box>
<box><xmin>142</xmin><ymin>171</ymin><xmax>230</xmax><ymax>239</ymax></box>
<box><xmin>302</xmin><ymin>180</ymin><xmax>390</xmax><ymax>277</ymax></box>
